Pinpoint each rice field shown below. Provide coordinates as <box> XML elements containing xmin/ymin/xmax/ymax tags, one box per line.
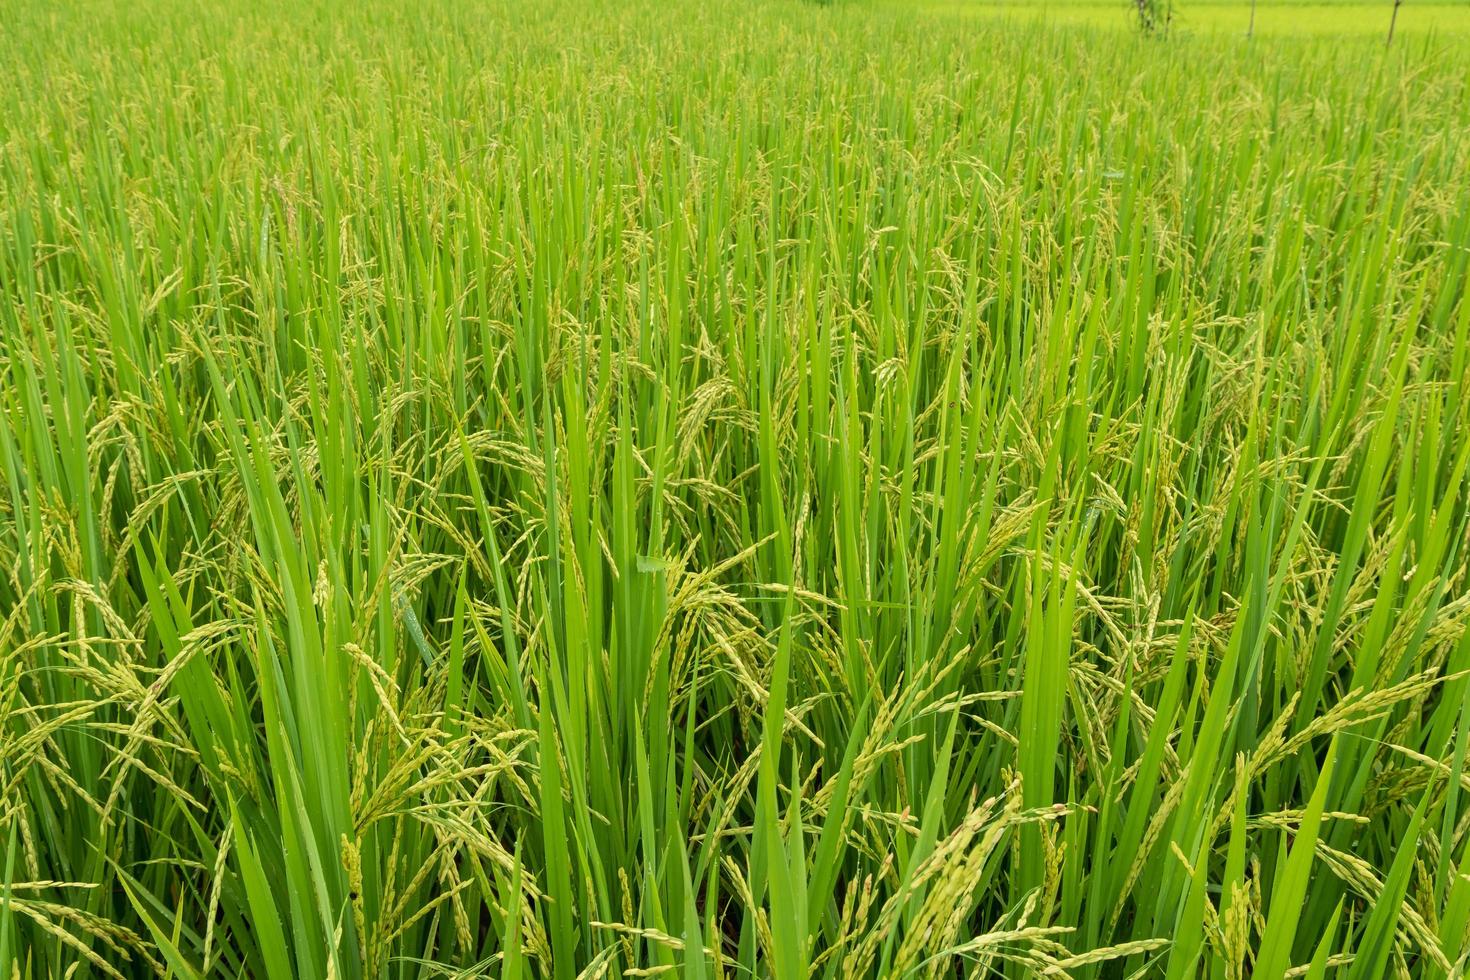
<box><xmin>2</xmin><ymin>0</ymin><xmax>1469</xmax><ymax>976</ymax></box>
<box><xmin>909</xmin><ymin>0</ymin><xmax>1470</xmax><ymax>35</ymax></box>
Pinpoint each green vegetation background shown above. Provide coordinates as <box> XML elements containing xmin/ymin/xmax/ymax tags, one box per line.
<box><xmin>1</xmin><ymin>0</ymin><xmax>1468</xmax><ymax>976</ymax></box>
<box><xmin>907</xmin><ymin>0</ymin><xmax>1470</xmax><ymax>35</ymax></box>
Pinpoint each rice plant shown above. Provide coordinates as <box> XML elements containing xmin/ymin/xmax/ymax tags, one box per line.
<box><xmin>1</xmin><ymin>0</ymin><xmax>1467</xmax><ymax>977</ymax></box>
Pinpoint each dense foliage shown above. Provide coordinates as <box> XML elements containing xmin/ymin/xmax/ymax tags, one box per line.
<box><xmin>2</xmin><ymin>0</ymin><xmax>1469</xmax><ymax>976</ymax></box>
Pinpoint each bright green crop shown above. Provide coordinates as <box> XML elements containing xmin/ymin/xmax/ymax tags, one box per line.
<box><xmin>2</xmin><ymin>0</ymin><xmax>1468</xmax><ymax>976</ymax></box>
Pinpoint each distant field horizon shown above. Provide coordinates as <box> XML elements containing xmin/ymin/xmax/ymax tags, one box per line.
<box><xmin>897</xmin><ymin>0</ymin><xmax>1470</xmax><ymax>33</ymax></box>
